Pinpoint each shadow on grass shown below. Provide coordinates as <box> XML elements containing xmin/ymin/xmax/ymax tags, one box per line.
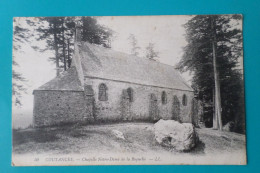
<box><xmin>156</xmin><ymin>139</ymin><xmax>205</xmax><ymax>155</ymax></box>
<box><xmin>12</xmin><ymin>124</ymin><xmax>111</xmax><ymax>147</ymax></box>
<box><xmin>13</xmin><ymin>129</ymin><xmax>59</xmax><ymax>146</ymax></box>
<box><xmin>187</xmin><ymin>140</ymin><xmax>206</xmax><ymax>155</ymax></box>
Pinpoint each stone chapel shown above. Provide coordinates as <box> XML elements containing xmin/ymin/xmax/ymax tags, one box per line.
<box><xmin>33</xmin><ymin>28</ymin><xmax>196</xmax><ymax>127</ymax></box>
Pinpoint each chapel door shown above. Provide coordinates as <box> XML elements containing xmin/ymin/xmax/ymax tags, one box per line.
<box><xmin>121</xmin><ymin>89</ymin><xmax>131</xmax><ymax>120</ymax></box>
<box><xmin>172</xmin><ymin>95</ymin><xmax>180</xmax><ymax>121</ymax></box>
<box><xmin>149</xmin><ymin>94</ymin><xmax>159</xmax><ymax>121</ymax></box>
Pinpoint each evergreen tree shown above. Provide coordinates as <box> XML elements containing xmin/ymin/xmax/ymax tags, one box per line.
<box><xmin>128</xmin><ymin>34</ymin><xmax>140</xmax><ymax>56</ymax></box>
<box><xmin>145</xmin><ymin>43</ymin><xmax>159</xmax><ymax>60</ymax></box>
<box><xmin>12</xmin><ymin>16</ymin><xmax>113</xmax><ymax>104</ymax></box>
<box><xmin>33</xmin><ymin>17</ymin><xmax>113</xmax><ymax>76</ymax></box>
<box><xmin>12</xmin><ymin>18</ymin><xmax>29</xmax><ymax>107</ymax></box>
<box><xmin>81</xmin><ymin>17</ymin><xmax>113</xmax><ymax>48</ymax></box>
<box><xmin>177</xmin><ymin>15</ymin><xmax>244</xmax><ymax>132</ymax></box>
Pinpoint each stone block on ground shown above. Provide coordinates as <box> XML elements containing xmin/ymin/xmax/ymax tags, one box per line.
<box><xmin>111</xmin><ymin>129</ymin><xmax>125</xmax><ymax>140</ymax></box>
<box><xmin>154</xmin><ymin>119</ymin><xmax>198</xmax><ymax>151</ymax></box>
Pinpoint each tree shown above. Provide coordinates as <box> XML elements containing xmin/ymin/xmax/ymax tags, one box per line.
<box><xmin>128</xmin><ymin>34</ymin><xmax>140</xmax><ymax>56</ymax></box>
<box><xmin>211</xmin><ymin>16</ymin><xmax>222</xmax><ymax>130</ymax></box>
<box><xmin>32</xmin><ymin>17</ymin><xmax>113</xmax><ymax>76</ymax></box>
<box><xmin>12</xmin><ymin>17</ymin><xmax>113</xmax><ymax>105</ymax></box>
<box><xmin>177</xmin><ymin>15</ymin><xmax>244</xmax><ymax>132</ymax></box>
<box><xmin>12</xmin><ymin>18</ymin><xmax>29</xmax><ymax>107</ymax></box>
<box><xmin>12</xmin><ymin>62</ymin><xmax>27</xmax><ymax>107</ymax></box>
<box><xmin>81</xmin><ymin>17</ymin><xmax>112</xmax><ymax>48</ymax></box>
<box><xmin>34</xmin><ymin>17</ymin><xmax>64</xmax><ymax>76</ymax></box>
<box><xmin>145</xmin><ymin>43</ymin><xmax>159</xmax><ymax>60</ymax></box>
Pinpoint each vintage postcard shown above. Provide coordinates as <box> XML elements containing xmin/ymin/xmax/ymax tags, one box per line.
<box><xmin>12</xmin><ymin>15</ymin><xmax>246</xmax><ymax>166</ymax></box>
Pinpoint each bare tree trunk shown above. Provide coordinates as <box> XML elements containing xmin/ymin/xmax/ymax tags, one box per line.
<box><xmin>213</xmin><ymin>88</ymin><xmax>217</xmax><ymax>129</ymax></box>
<box><xmin>211</xmin><ymin>16</ymin><xmax>223</xmax><ymax>130</ymax></box>
<box><xmin>53</xmin><ymin>22</ymin><xmax>60</xmax><ymax>76</ymax></box>
<box><xmin>62</xmin><ymin>21</ymin><xmax>67</xmax><ymax>71</ymax></box>
<box><xmin>67</xmin><ymin>38</ymin><xmax>71</xmax><ymax>68</ymax></box>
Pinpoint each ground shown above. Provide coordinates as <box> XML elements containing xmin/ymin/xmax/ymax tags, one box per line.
<box><xmin>12</xmin><ymin>122</ymin><xmax>246</xmax><ymax>165</ymax></box>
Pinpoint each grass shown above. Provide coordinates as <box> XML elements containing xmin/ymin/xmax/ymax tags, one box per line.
<box><xmin>12</xmin><ymin>122</ymin><xmax>246</xmax><ymax>157</ymax></box>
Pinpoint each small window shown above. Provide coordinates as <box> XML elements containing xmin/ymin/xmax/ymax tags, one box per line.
<box><xmin>127</xmin><ymin>87</ymin><xmax>134</xmax><ymax>102</ymax></box>
<box><xmin>182</xmin><ymin>94</ymin><xmax>187</xmax><ymax>106</ymax></box>
<box><xmin>98</xmin><ymin>83</ymin><xmax>108</xmax><ymax>101</ymax></box>
<box><xmin>161</xmin><ymin>91</ymin><xmax>167</xmax><ymax>104</ymax></box>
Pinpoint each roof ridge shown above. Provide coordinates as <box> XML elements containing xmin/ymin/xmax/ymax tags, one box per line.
<box><xmin>84</xmin><ymin>42</ymin><xmax>179</xmax><ymax>70</ymax></box>
<box><xmin>83</xmin><ymin>42</ymin><xmax>192</xmax><ymax>91</ymax></box>
<box><xmin>80</xmin><ymin>41</ymin><xmax>193</xmax><ymax>91</ymax></box>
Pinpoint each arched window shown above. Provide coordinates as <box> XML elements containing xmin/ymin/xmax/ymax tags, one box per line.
<box><xmin>98</xmin><ymin>83</ymin><xmax>108</xmax><ymax>101</ymax></box>
<box><xmin>182</xmin><ymin>94</ymin><xmax>187</xmax><ymax>106</ymax></box>
<box><xmin>161</xmin><ymin>91</ymin><xmax>167</xmax><ymax>104</ymax></box>
<box><xmin>127</xmin><ymin>87</ymin><xmax>133</xmax><ymax>102</ymax></box>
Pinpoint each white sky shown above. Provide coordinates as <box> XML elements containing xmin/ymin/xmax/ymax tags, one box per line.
<box><xmin>12</xmin><ymin>15</ymin><xmax>197</xmax><ymax>128</ymax></box>
<box><xmin>98</xmin><ymin>16</ymin><xmax>192</xmax><ymax>66</ymax></box>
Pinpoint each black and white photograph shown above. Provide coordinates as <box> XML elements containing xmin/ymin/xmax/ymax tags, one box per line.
<box><xmin>12</xmin><ymin>15</ymin><xmax>246</xmax><ymax>165</ymax></box>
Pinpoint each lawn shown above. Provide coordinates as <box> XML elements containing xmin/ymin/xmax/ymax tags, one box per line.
<box><xmin>12</xmin><ymin>122</ymin><xmax>246</xmax><ymax>165</ymax></box>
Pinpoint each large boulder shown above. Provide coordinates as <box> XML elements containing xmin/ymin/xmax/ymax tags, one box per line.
<box><xmin>154</xmin><ymin>119</ymin><xmax>198</xmax><ymax>151</ymax></box>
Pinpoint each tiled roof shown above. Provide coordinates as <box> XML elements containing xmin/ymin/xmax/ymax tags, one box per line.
<box><xmin>35</xmin><ymin>42</ymin><xmax>193</xmax><ymax>92</ymax></box>
<box><xmin>35</xmin><ymin>67</ymin><xmax>83</xmax><ymax>91</ymax></box>
<box><xmin>79</xmin><ymin>42</ymin><xmax>193</xmax><ymax>91</ymax></box>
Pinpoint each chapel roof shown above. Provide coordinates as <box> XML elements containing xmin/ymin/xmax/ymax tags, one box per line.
<box><xmin>35</xmin><ymin>42</ymin><xmax>193</xmax><ymax>92</ymax></box>
<box><xmin>35</xmin><ymin>66</ymin><xmax>83</xmax><ymax>91</ymax></box>
<box><xmin>78</xmin><ymin>42</ymin><xmax>193</xmax><ymax>91</ymax></box>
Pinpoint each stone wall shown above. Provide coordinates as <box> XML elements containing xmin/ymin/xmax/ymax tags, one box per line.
<box><xmin>33</xmin><ymin>90</ymin><xmax>90</xmax><ymax>127</ymax></box>
<box><xmin>85</xmin><ymin>77</ymin><xmax>194</xmax><ymax>123</ymax></box>
<box><xmin>33</xmin><ymin>78</ymin><xmax>194</xmax><ymax>127</ymax></box>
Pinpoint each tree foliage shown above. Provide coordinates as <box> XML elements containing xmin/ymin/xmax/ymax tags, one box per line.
<box><xmin>31</xmin><ymin>17</ymin><xmax>113</xmax><ymax>76</ymax></box>
<box><xmin>12</xmin><ymin>18</ymin><xmax>28</xmax><ymax>107</ymax></box>
<box><xmin>13</xmin><ymin>17</ymin><xmax>113</xmax><ymax>107</ymax></box>
<box><xmin>128</xmin><ymin>34</ymin><xmax>140</xmax><ymax>56</ymax></box>
<box><xmin>81</xmin><ymin>17</ymin><xmax>112</xmax><ymax>48</ymax></box>
<box><xmin>145</xmin><ymin>43</ymin><xmax>159</xmax><ymax>60</ymax></box>
<box><xmin>177</xmin><ymin>15</ymin><xmax>245</xmax><ymax>133</ymax></box>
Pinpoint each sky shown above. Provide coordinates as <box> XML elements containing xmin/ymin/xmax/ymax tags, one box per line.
<box><xmin>12</xmin><ymin>15</ymin><xmax>226</xmax><ymax>128</ymax></box>
<box><xmin>98</xmin><ymin>15</ymin><xmax>192</xmax><ymax>66</ymax></box>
